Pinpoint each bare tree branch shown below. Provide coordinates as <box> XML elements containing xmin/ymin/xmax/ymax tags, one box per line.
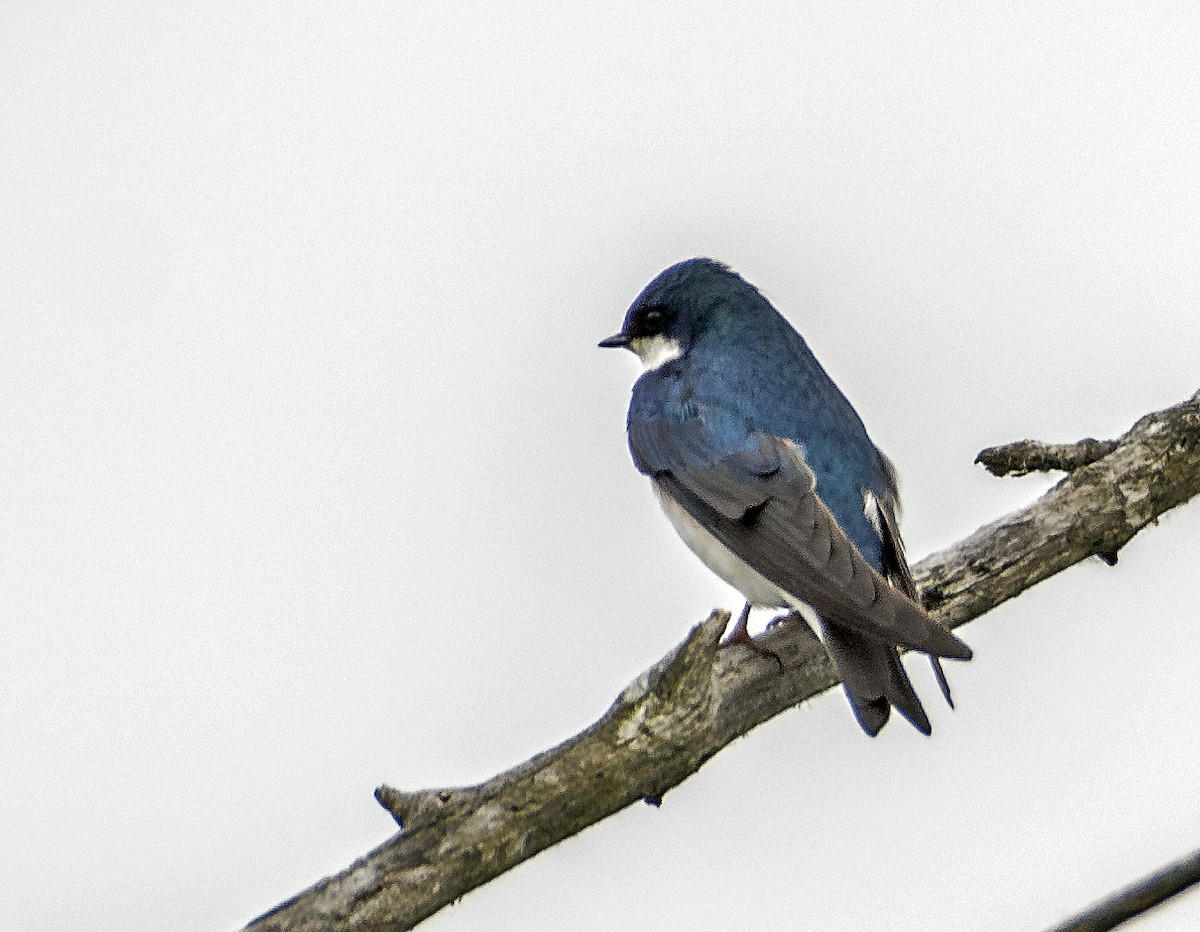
<box><xmin>1043</xmin><ymin>846</ymin><xmax>1200</xmax><ymax>932</ymax></box>
<box><xmin>244</xmin><ymin>389</ymin><xmax>1200</xmax><ymax>932</ymax></box>
<box><xmin>976</xmin><ymin>437</ymin><xmax>1118</xmax><ymax>477</ymax></box>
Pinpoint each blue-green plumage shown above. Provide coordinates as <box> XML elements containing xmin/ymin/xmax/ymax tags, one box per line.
<box><xmin>602</xmin><ymin>258</ymin><xmax>971</xmax><ymax>736</ymax></box>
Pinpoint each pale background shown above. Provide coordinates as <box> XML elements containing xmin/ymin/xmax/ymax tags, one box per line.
<box><xmin>3</xmin><ymin>4</ymin><xmax>1199</xmax><ymax>930</ymax></box>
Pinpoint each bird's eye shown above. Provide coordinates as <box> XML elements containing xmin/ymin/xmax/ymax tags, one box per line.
<box><xmin>639</xmin><ymin>306</ymin><xmax>668</xmax><ymax>334</ymax></box>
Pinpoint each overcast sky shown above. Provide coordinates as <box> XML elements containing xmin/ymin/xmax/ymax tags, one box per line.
<box><xmin>4</xmin><ymin>4</ymin><xmax>1199</xmax><ymax>930</ymax></box>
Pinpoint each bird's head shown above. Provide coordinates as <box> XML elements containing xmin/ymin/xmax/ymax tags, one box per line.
<box><xmin>599</xmin><ymin>258</ymin><xmax>767</xmax><ymax>370</ymax></box>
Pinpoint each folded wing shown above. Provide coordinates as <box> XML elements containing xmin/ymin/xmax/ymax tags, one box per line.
<box><xmin>630</xmin><ymin>416</ymin><xmax>970</xmax><ymax>662</ymax></box>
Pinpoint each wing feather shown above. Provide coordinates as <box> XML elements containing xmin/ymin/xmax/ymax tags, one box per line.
<box><xmin>872</xmin><ymin>483</ymin><xmax>958</xmax><ymax>705</ymax></box>
<box><xmin>642</xmin><ymin>428</ymin><xmax>970</xmax><ymax>660</ymax></box>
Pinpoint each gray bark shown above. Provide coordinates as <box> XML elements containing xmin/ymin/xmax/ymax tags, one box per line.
<box><xmin>244</xmin><ymin>389</ymin><xmax>1200</xmax><ymax>932</ymax></box>
<box><xmin>976</xmin><ymin>436</ymin><xmax>1119</xmax><ymax>477</ymax></box>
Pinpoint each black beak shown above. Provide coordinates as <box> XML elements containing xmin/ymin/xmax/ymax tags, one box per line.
<box><xmin>598</xmin><ymin>332</ymin><xmax>630</xmax><ymax>348</ymax></box>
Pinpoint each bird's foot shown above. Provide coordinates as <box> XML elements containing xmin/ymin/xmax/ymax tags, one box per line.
<box><xmin>720</xmin><ymin>603</ymin><xmax>784</xmax><ymax>672</ymax></box>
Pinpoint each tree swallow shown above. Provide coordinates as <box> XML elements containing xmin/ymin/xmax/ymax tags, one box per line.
<box><xmin>600</xmin><ymin>258</ymin><xmax>971</xmax><ymax>736</ymax></box>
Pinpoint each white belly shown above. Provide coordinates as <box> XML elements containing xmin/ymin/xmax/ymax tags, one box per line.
<box><xmin>653</xmin><ymin>483</ymin><xmax>795</xmax><ymax>610</ymax></box>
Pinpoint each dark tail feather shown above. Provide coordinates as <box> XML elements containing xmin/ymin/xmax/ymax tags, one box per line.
<box><xmin>880</xmin><ymin>644</ymin><xmax>931</xmax><ymax>734</ymax></box>
<box><xmin>931</xmin><ymin>657</ymin><xmax>954</xmax><ymax>708</ymax></box>
<box><xmin>821</xmin><ymin>622</ymin><xmax>931</xmax><ymax>736</ymax></box>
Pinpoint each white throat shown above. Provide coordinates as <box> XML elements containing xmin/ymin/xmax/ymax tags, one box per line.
<box><xmin>630</xmin><ymin>335</ymin><xmax>683</xmax><ymax>371</ymax></box>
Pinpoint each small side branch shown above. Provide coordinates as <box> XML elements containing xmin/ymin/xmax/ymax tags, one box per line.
<box><xmin>1043</xmin><ymin>846</ymin><xmax>1200</xmax><ymax>932</ymax></box>
<box><xmin>976</xmin><ymin>437</ymin><xmax>1119</xmax><ymax>477</ymax></box>
<box><xmin>244</xmin><ymin>389</ymin><xmax>1200</xmax><ymax>932</ymax></box>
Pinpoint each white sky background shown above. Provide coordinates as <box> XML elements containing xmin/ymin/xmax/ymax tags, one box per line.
<box><xmin>3</xmin><ymin>3</ymin><xmax>1199</xmax><ymax>930</ymax></box>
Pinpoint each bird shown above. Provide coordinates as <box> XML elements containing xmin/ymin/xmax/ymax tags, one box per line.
<box><xmin>599</xmin><ymin>257</ymin><xmax>971</xmax><ymax>736</ymax></box>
